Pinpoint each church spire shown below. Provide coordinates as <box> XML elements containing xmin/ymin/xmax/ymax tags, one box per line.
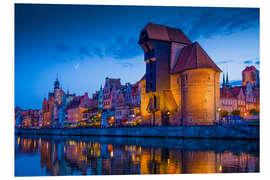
<box><xmin>225</xmin><ymin>72</ymin><xmax>229</xmax><ymax>87</ymax></box>
<box><xmin>54</xmin><ymin>74</ymin><xmax>60</xmax><ymax>89</ymax></box>
<box><xmin>222</xmin><ymin>72</ymin><xmax>225</xmax><ymax>87</ymax></box>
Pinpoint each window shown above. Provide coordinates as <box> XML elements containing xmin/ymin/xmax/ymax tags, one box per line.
<box><xmin>153</xmin><ymin>95</ymin><xmax>157</xmax><ymax>109</ymax></box>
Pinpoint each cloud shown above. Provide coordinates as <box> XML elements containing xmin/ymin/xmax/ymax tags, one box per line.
<box><xmin>105</xmin><ymin>36</ymin><xmax>142</xmax><ymax>59</ymax></box>
<box><xmin>217</xmin><ymin>60</ymin><xmax>235</xmax><ymax>65</ymax></box>
<box><xmin>55</xmin><ymin>43</ymin><xmax>74</xmax><ymax>53</ymax></box>
<box><xmin>243</xmin><ymin>60</ymin><xmax>253</xmax><ymax>64</ymax></box>
<box><xmin>93</xmin><ymin>47</ymin><xmax>104</xmax><ymax>59</ymax></box>
<box><xmin>242</xmin><ymin>57</ymin><xmax>259</xmax><ymax>65</ymax></box>
<box><xmin>185</xmin><ymin>8</ymin><xmax>259</xmax><ymax>40</ymax></box>
<box><xmin>78</xmin><ymin>45</ymin><xmax>92</xmax><ymax>57</ymax></box>
<box><xmin>115</xmin><ymin>62</ymin><xmax>134</xmax><ymax>68</ymax></box>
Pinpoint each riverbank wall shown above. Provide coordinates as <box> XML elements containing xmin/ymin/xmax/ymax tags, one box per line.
<box><xmin>15</xmin><ymin>125</ymin><xmax>259</xmax><ymax>139</ymax></box>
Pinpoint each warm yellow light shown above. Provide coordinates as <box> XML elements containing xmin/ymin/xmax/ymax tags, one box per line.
<box><xmin>166</xmin><ymin>111</ymin><xmax>170</xmax><ymax>115</ymax></box>
<box><xmin>219</xmin><ymin>165</ymin><xmax>222</xmax><ymax>172</ymax></box>
<box><xmin>17</xmin><ymin>137</ymin><xmax>20</xmax><ymax>145</ymax></box>
<box><xmin>110</xmin><ymin>151</ymin><xmax>114</xmax><ymax>158</ymax></box>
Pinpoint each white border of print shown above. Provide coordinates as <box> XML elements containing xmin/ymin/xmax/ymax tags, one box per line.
<box><xmin>1</xmin><ymin>0</ymin><xmax>269</xmax><ymax>180</ymax></box>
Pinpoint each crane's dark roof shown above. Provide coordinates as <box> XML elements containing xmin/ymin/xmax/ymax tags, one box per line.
<box><xmin>142</xmin><ymin>23</ymin><xmax>192</xmax><ymax>44</ymax></box>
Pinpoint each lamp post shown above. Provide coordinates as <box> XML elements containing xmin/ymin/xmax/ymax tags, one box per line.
<box><xmin>217</xmin><ymin>107</ymin><xmax>221</xmax><ymax>125</ymax></box>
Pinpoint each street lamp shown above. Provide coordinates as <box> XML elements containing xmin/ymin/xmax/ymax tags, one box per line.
<box><xmin>217</xmin><ymin>107</ymin><xmax>221</xmax><ymax>125</ymax></box>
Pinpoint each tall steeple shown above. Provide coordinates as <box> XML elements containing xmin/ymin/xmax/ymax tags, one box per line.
<box><xmin>225</xmin><ymin>72</ymin><xmax>229</xmax><ymax>87</ymax></box>
<box><xmin>54</xmin><ymin>74</ymin><xmax>60</xmax><ymax>89</ymax></box>
<box><xmin>222</xmin><ymin>72</ymin><xmax>225</xmax><ymax>87</ymax></box>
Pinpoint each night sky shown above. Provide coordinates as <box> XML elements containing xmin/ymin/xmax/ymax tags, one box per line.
<box><xmin>15</xmin><ymin>4</ymin><xmax>259</xmax><ymax>109</ymax></box>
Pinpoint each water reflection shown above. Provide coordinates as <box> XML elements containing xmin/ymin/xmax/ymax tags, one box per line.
<box><xmin>15</xmin><ymin>135</ymin><xmax>259</xmax><ymax>176</ymax></box>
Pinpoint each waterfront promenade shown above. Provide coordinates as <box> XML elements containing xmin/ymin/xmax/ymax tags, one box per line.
<box><xmin>16</xmin><ymin>125</ymin><xmax>259</xmax><ymax>139</ymax></box>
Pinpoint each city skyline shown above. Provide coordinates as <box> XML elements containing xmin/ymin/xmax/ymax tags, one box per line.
<box><xmin>15</xmin><ymin>4</ymin><xmax>259</xmax><ymax>109</ymax></box>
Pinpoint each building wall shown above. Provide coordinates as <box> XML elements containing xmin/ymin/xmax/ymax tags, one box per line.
<box><xmin>169</xmin><ymin>74</ymin><xmax>182</xmax><ymax>126</ymax></box>
<box><xmin>220</xmin><ymin>98</ymin><xmax>237</xmax><ymax>113</ymax></box>
<box><xmin>242</xmin><ymin>70</ymin><xmax>259</xmax><ymax>87</ymax></box>
<box><xmin>98</xmin><ymin>89</ymin><xmax>103</xmax><ymax>110</ymax></box>
<box><xmin>103</xmin><ymin>80</ymin><xmax>111</xmax><ymax>110</ymax></box>
<box><xmin>139</xmin><ymin>78</ymin><xmax>152</xmax><ymax>125</ymax></box>
<box><xmin>67</xmin><ymin>108</ymin><xmax>80</xmax><ymax>123</ymax></box>
<box><xmin>151</xmin><ymin>40</ymin><xmax>171</xmax><ymax>92</ymax></box>
<box><xmin>181</xmin><ymin>68</ymin><xmax>220</xmax><ymax>125</ymax></box>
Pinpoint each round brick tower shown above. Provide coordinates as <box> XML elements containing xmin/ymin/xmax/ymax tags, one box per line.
<box><xmin>181</xmin><ymin>68</ymin><xmax>220</xmax><ymax>125</ymax></box>
<box><xmin>172</xmin><ymin>42</ymin><xmax>221</xmax><ymax>125</ymax></box>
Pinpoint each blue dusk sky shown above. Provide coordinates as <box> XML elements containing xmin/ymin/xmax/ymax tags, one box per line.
<box><xmin>15</xmin><ymin>4</ymin><xmax>259</xmax><ymax>109</ymax></box>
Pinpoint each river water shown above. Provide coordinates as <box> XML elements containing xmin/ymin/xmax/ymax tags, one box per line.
<box><xmin>15</xmin><ymin>135</ymin><xmax>259</xmax><ymax>176</ymax></box>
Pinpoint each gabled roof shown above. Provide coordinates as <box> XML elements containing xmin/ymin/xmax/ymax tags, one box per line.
<box><xmin>171</xmin><ymin>42</ymin><xmax>222</xmax><ymax>73</ymax></box>
<box><xmin>243</xmin><ymin>66</ymin><xmax>258</xmax><ymax>72</ymax></box>
<box><xmin>106</xmin><ymin>78</ymin><xmax>121</xmax><ymax>89</ymax></box>
<box><xmin>230</xmin><ymin>87</ymin><xmax>241</xmax><ymax>97</ymax></box>
<box><xmin>220</xmin><ymin>87</ymin><xmax>235</xmax><ymax>99</ymax></box>
<box><xmin>65</xmin><ymin>97</ymin><xmax>81</xmax><ymax>111</ymax></box>
<box><xmin>141</xmin><ymin>23</ymin><xmax>192</xmax><ymax>44</ymax></box>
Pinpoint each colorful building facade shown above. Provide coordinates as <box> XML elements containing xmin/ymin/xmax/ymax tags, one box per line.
<box><xmin>220</xmin><ymin>66</ymin><xmax>260</xmax><ymax>118</ymax></box>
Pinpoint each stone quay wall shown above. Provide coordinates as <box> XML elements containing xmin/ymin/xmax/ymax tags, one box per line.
<box><xmin>15</xmin><ymin>125</ymin><xmax>259</xmax><ymax>139</ymax></box>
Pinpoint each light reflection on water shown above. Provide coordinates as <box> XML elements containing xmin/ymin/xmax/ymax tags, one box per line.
<box><xmin>15</xmin><ymin>135</ymin><xmax>259</xmax><ymax>176</ymax></box>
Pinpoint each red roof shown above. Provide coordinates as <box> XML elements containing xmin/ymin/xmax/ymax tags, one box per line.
<box><xmin>230</xmin><ymin>87</ymin><xmax>241</xmax><ymax>97</ymax></box>
<box><xmin>220</xmin><ymin>87</ymin><xmax>235</xmax><ymax>98</ymax></box>
<box><xmin>106</xmin><ymin>78</ymin><xmax>121</xmax><ymax>89</ymax></box>
<box><xmin>172</xmin><ymin>42</ymin><xmax>222</xmax><ymax>73</ymax></box>
<box><xmin>142</xmin><ymin>23</ymin><xmax>192</xmax><ymax>44</ymax></box>
<box><xmin>243</xmin><ymin>66</ymin><xmax>258</xmax><ymax>72</ymax></box>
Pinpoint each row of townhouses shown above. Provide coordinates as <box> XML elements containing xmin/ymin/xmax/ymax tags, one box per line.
<box><xmin>15</xmin><ymin>76</ymin><xmax>141</xmax><ymax>128</ymax></box>
<box><xmin>15</xmin><ymin>23</ymin><xmax>260</xmax><ymax>128</ymax></box>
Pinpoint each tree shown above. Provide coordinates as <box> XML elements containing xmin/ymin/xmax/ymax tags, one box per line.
<box><xmin>249</xmin><ymin>109</ymin><xmax>259</xmax><ymax>116</ymax></box>
<box><xmin>232</xmin><ymin>110</ymin><xmax>241</xmax><ymax>116</ymax></box>
<box><xmin>220</xmin><ymin>110</ymin><xmax>229</xmax><ymax>117</ymax></box>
